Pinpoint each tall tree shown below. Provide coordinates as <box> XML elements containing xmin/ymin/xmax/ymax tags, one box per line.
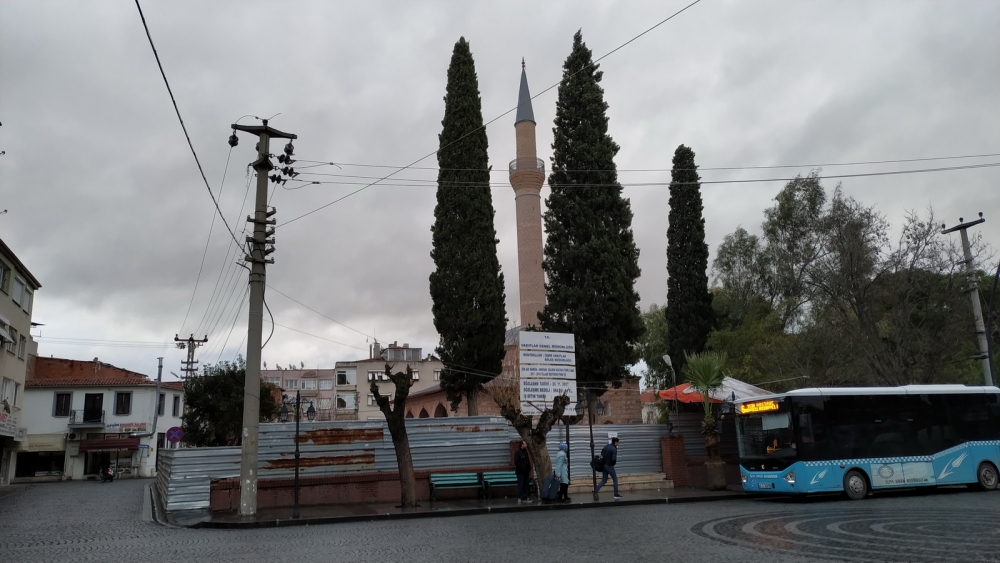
<box><xmin>182</xmin><ymin>356</ymin><xmax>280</xmax><ymax>447</ymax></box>
<box><xmin>665</xmin><ymin>145</ymin><xmax>715</xmax><ymax>375</ymax></box>
<box><xmin>540</xmin><ymin>30</ymin><xmax>644</xmax><ymax>405</ymax></box>
<box><xmin>429</xmin><ymin>37</ymin><xmax>507</xmax><ymax>415</ymax></box>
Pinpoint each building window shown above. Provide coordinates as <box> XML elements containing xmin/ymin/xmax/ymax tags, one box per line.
<box><xmin>337</xmin><ymin>393</ymin><xmax>356</xmax><ymax>410</ymax></box>
<box><xmin>0</xmin><ymin>262</ymin><xmax>10</xmax><ymax>293</ymax></box>
<box><xmin>12</xmin><ymin>277</ymin><xmax>24</xmax><ymax>306</ymax></box>
<box><xmin>263</xmin><ymin>376</ymin><xmax>281</xmax><ymax>386</ymax></box>
<box><xmin>284</xmin><ymin>379</ymin><xmax>298</xmax><ymax>390</ymax></box>
<box><xmin>5</xmin><ymin>326</ymin><xmax>16</xmax><ymax>354</ymax></box>
<box><xmin>434</xmin><ymin>370</ymin><xmax>441</xmax><ymax>381</ymax></box>
<box><xmin>158</xmin><ymin>393</ymin><xmax>165</xmax><ymax>416</ymax></box>
<box><xmin>114</xmin><ymin>392</ymin><xmax>132</xmax><ymax>415</ymax></box>
<box><xmin>411</xmin><ymin>371</ymin><xmax>419</xmax><ymax>380</ymax></box>
<box><xmin>319</xmin><ymin>379</ymin><xmax>333</xmax><ymax>390</ymax></box>
<box><xmin>367</xmin><ymin>393</ymin><xmax>377</xmax><ymax>406</ymax></box>
<box><xmin>172</xmin><ymin>395</ymin><xmax>181</xmax><ymax>417</ymax></box>
<box><xmin>21</xmin><ymin>288</ymin><xmax>32</xmax><ymax>314</ymax></box>
<box><xmin>54</xmin><ymin>393</ymin><xmax>72</xmax><ymax>417</ymax></box>
<box><xmin>318</xmin><ymin>398</ymin><xmax>332</xmax><ymax>410</ymax></box>
<box><xmin>1</xmin><ymin>377</ymin><xmax>14</xmax><ymax>405</ymax></box>
<box><xmin>17</xmin><ymin>335</ymin><xmax>26</xmax><ymax>359</ymax></box>
<box><xmin>337</xmin><ymin>369</ymin><xmax>356</xmax><ymax>385</ymax></box>
<box><xmin>367</xmin><ymin>371</ymin><xmax>388</xmax><ymax>382</ymax></box>
<box><xmin>301</xmin><ymin>379</ymin><xmax>317</xmax><ymax>391</ymax></box>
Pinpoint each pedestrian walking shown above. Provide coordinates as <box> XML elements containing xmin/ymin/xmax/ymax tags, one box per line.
<box><xmin>514</xmin><ymin>440</ymin><xmax>533</xmax><ymax>503</ymax></box>
<box><xmin>594</xmin><ymin>437</ymin><xmax>622</xmax><ymax>500</ymax></box>
<box><xmin>554</xmin><ymin>443</ymin><xmax>571</xmax><ymax>503</ymax></box>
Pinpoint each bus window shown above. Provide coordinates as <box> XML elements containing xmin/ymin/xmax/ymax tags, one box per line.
<box><xmin>737</xmin><ymin>410</ymin><xmax>796</xmax><ymax>459</ymax></box>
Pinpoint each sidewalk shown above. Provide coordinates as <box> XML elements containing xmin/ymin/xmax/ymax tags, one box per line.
<box><xmin>168</xmin><ymin>487</ymin><xmax>747</xmax><ymax>529</ymax></box>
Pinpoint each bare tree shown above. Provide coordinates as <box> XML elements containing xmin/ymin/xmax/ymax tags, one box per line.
<box><xmin>370</xmin><ymin>363</ymin><xmax>417</xmax><ymax>507</ymax></box>
<box><xmin>484</xmin><ymin>372</ymin><xmax>573</xmax><ymax>480</ymax></box>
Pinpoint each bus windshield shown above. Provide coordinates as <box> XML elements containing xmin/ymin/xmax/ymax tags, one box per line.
<box><xmin>737</xmin><ymin>411</ymin><xmax>797</xmax><ymax>459</ymax></box>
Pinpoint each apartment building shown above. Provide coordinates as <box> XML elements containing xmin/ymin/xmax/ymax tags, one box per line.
<box><xmin>261</xmin><ymin>367</ymin><xmax>359</xmax><ymax>421</ymax></box>
<box><xmin>336</xmin><ymin>342</ymin><xmax>443</xmax><ymax>420</ymax></box>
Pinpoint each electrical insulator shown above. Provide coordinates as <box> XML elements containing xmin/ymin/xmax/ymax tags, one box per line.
<box><xmin>284</xmin><ymin>141</ymin><xmax>295</xmax><ymax>155</ymax></box>
<box><xmin>228</xmin><ymin>131</ymin><xmax>239</xmax><ymax>147</ymax></box>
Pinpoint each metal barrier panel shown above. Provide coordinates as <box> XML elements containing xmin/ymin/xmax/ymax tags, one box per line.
<box><xmin>544</xmin><ymin>423</ymin><xmax>673</xmax><ymax>481</ymax></box>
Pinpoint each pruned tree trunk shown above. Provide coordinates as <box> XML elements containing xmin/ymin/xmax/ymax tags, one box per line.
<box><xmin>371</xmin><ymin>363</ymin><xmax>417</xmax><ymax>507</ymax></box>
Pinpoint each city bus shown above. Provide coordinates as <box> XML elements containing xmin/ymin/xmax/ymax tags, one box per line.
<box><xmin>735</xmin><ymin>385</ymin><xmax>1000</xmax><ymax>499</ymax></box>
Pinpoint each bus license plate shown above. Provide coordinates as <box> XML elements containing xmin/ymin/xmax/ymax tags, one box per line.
<box><xmin>757</xmin><ymin>483</ymin><xmax>774</xmax><ymax>489</ymax></box>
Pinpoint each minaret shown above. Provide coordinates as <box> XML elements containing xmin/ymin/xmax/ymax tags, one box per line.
<box><xmin>509</xmin><ymin>60</ymin><xmax>546</xmax><ymax>328</ymax></box>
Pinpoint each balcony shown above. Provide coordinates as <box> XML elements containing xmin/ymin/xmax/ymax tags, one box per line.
<box><xmin>69</xmin><ymin>409</ymin><xmax>105</xmax><ymax>427</ymax></box>
<box><xmin>509</xmin><ymin>157</ymin><xmax>545</xmax><ymax>175</ymax></box>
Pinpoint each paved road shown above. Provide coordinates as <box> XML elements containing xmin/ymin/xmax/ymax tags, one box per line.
<box><xmin>1</xmin><ymin>479</ymin><xmax>999</xmax><ymax>562</ymax></box>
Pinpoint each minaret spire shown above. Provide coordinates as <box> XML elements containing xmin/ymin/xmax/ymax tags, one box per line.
<box><xmin>509</xmin><ymin>62</ymin><xmax>545</xmax><ymax>327</ymax></box>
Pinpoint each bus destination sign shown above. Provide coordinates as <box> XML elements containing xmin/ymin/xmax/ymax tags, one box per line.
<box><xmin>738</xmin><ymin>400</ymin><xmax>780</xmax><ymax>415</ymax></box>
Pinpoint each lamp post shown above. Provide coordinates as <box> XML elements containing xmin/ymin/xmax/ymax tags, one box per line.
<box><xmin>279</xmin><ymin>390</ymin><xmax>316</xmax><ymax>519</ymax></box>
<box><xmin>578</xmin><ymin>391</ymin><xmax>605</xmax><ymax>501</ymax></box>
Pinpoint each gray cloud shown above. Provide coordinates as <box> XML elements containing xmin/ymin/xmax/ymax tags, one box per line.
<box><xmin>2</xmin><ymin>0</ymin><xmax>997</xmax><ymax>377</ymax></box>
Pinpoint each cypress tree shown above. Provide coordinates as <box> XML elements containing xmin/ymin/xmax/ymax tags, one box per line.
<box><xmin>665</xmin><ymin>145</ymin><xmax>715</xmax><ymax>375</ymax></box>
<box><xmin>429</xmin><ymin>37</ymin><xmax>507</xmax><ymax>415</ymax></box>
<box><xmin>540</xmin><ymin>31</ymin><xmax>644</xmax><ymax>400</ymax></box>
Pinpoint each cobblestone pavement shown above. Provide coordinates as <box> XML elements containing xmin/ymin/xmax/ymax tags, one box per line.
<box><xmin>1</xmin><ymin>479</ymin><xmax>999</xmax><ymax>562</ymax></box>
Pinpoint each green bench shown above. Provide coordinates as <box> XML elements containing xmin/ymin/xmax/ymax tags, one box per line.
<box><xmin>429</xmin><ymin>472</ymin><xmax>482</xmax><ymax>501</ymax></box>
<box><xmin>481</xmin><ymin>471</ymin><xmax>533</xmax><ymax>500</ymax></box>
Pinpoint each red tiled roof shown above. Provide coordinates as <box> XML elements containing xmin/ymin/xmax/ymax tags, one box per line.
<box><xmin>26</xmin><ymin>377</ymin><xmax>175</xmax><ymax>388</ymax></box>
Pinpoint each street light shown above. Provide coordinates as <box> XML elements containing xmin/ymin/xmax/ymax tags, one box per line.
<box><xmin>279</xmin><ymin>390</ymin><xmax>315</xmax><ymax>519</ymax></box>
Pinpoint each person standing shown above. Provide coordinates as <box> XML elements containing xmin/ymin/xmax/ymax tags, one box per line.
<box><xmin>514</xmin><ymin>440</ymin><xmax>533</xmax><ymax>503</ymax></box>
<box><xmin>595</xmin><ymin>437</ymin><xmax>622</xmax><ymax>500</ymax></box>
<box><xmin>554</xmin><ymin>443</ymin><xmax>571</xmax><ymax>503</ymax></box>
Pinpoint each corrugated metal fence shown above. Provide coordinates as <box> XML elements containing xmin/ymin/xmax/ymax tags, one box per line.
<box><xmin>157</xmin><ymin>417</ymin><xmax>515</xmax><ymax>512</ymax></box>
<box><xmin>542</xmin><ymin>422</ymin><xmax>673</xmax><ymax>481</ymax></box>
<box><xmin>157</xmin><ymin>417</ymin><xmax>677</xmax><ymax>512</ymax></box>
<box><xmin>671</xmin><ymin>413</ymin><xmax>739</xmax><ymax>460</ymax></box>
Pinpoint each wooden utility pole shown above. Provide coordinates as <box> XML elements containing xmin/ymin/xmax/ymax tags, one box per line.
<box><xmin>943</xmin><ymin>213</ymin><xmax>993</xmax><ymax>386</ymax></box>
<box><xmin>230</xmin><ymin>119</ymin><xmax>296</xmax><ymax>517</ymax></box>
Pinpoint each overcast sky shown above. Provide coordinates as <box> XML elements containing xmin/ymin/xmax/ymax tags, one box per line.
<box><xmin>2</xmin><ymin>0</ymin><xmax>998</xmax><ymax>380</ymax></box>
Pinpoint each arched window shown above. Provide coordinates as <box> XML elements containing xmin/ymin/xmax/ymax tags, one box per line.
<box><xmin>405</xmin><ymin>410</ymin><xmax>414</xmax><ymax>418</ymax></box>
<box><xmin>434</xmin><ymin>404</ymin><xmax>448</xmax><ymax>418</ymax></box>
<box><xmin>418</xmin><ymin>408</ymin><xmax>430</xmax><ymax>418</ymax></box>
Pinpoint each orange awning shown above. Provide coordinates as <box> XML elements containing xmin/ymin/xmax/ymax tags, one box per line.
<box><xmin>658</xmin><ymin>383</ymin><xmax>723</xmax><ymax>404</ymax></box>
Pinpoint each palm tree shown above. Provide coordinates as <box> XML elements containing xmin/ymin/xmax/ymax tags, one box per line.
<box><xmin>684</xmin><ymin>352</ymin><xmax>728</xmax><ymax>472</ymax></box>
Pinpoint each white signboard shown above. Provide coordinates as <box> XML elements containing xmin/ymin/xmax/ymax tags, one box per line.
<box><xmin>519</xmin><ymin>350</ymin><xmax>576</xmax><ymax>366</ymax></box>
<box><xmin>520</xmin><ymin>378</ymin><xmax>577</xmax><ymax>403</ymax></box>
<box><xmin>519</xmin><ymin>331</ymin><xmax>575</xmax><ymax>352</ymax></box>
<box><xmin>520</xmin><ymin>364</ymin><xmax>577</xmax><ymax>380</ymax></box>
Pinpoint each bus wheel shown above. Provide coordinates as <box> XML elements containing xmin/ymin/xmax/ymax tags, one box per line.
<box><xmin>843</xmin><ymin>470</ymin><xmax>868</xmax><ymax>500</ymax></box>
<box><xmin>977</xmin><ymin>462</ymin><xmax>999</xmax><ymax>491</ymax></box>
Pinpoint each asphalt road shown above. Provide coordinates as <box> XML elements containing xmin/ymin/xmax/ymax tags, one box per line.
<box><xmin>2</xmin><ymin>479</ymin><xmax>999</xmax><ymax>562</ymax></box>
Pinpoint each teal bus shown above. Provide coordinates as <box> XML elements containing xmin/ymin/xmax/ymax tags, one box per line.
<box><xmin>735</xmin><ymin>385</ymin><xmax>1000</xmax><ymax>499</ymax></box>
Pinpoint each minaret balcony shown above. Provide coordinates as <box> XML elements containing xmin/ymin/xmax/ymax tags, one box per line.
<box><xmin>509</xmin><ymin>157</ymin><xmax>545</xmax><ymax>175</ymax></box>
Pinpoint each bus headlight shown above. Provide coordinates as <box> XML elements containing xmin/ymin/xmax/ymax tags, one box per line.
<box><xmin>784</xmin><ymin>471</ymin><xmax>796</xmax><ymax>484</ymax></box>
<box><xmin>741</xmin><ymin>473</ymin><xmax>748</xmax><ymax>484</ymax></box>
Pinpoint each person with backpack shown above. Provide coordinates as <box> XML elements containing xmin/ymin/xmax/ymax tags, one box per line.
<box><xmin>594</xmin><ymin>437</ymin><xmax>622</xmax><ymax>500</ymax></box>
<box><xmin>553</xmin><ymin>443</ymin><xmax>570</xmax><ymax>503</ymax></box>
<box><xmin>514</xmin><ymin>440</ymin><xmax>533</xmax><ymax>504</ymax></box>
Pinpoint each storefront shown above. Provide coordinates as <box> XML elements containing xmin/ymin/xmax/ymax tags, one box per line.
<box><xmin>14</xmin><ymin>433</ymin><xmax>67</xmax><ymax>481</ymax></box>
<box><xmin>79</xmin><ymin>437</ymin><xmax>140</xmax><ymax>477</ymax></box>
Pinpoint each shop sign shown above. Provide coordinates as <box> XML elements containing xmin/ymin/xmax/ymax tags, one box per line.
<box><xmin>0</xmin><ymin>411</ymin><xmax>18</xmax><ymax>438</ymax></box>
<box><xmin>105</xmin><ymin>422</ymin><xmax>148</xmax><ymax>433</ymax></box>
<box><xmin>26</xmin><ymin>434</ymin><xmax>66</xmax><ymax>452</ymax></box>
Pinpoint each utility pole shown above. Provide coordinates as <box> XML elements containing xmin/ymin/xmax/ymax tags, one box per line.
<box><xmin>174</xmin><ymin>334</ymin><xmax>208</xmax><ymax>379</ymax></box>
<box><xmin>230</xmin><ymin>119</ymin><xmax>297</xmax><ymax>517</ymax></box>
<box><xmin>943</xmin><ymin>213</ymin><xmax>993</xmax><ymax>386</ymax></box>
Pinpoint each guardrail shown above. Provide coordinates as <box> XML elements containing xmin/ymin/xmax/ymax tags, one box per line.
<box><xmin>69</xmin><ymin>409</ymin><xmax>105</xmax><ymax>425</ymax></box>
<box><xmin>508</xmin><ymin>157</ymin><xmax>545</xmax><ymax>175</ymax></box>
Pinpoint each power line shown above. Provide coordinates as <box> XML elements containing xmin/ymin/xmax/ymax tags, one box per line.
<box><xmin>262</xmin><ymin>318</ymin><xmax>367</xmax><ymax>350</ymax></box>
<box><xmin>277</xmin><ymin>0</ymin><xmax>705</xmax><ymax>229</ymax></box>
<box><xmin>265</xmin><ymin>284</ymin><xmax>376</xmax><ymax>340</ymax></box>
<box><xmin>133</xmin><ymin>0</ymin><xmax>242</xmax><ymax>249</ymax></box>
<box><xmin>293</xmin><ymin>151</ymin><xmax>1000</xmax><ymax>174</ymax></box>
<box><xmin>281</xmin><ymin>161</ymin><xmax>1000</xmax><ymax>190</ymax></box>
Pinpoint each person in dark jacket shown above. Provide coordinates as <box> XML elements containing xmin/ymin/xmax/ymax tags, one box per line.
<box><xmin>594</xmin><ymin>437</ymin><xmax>622</xmax><ymax>499</ymax></box>
<box><xmin>514</xmin><ymin>440</ymin><xmax>533</xmax><ymax>503</ymax></box>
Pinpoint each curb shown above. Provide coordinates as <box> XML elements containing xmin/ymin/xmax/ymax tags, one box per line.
<box><xmin>192</xmin><ymin>493</ymin><xmax>748</xmax><ymax>529</ymax></box>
